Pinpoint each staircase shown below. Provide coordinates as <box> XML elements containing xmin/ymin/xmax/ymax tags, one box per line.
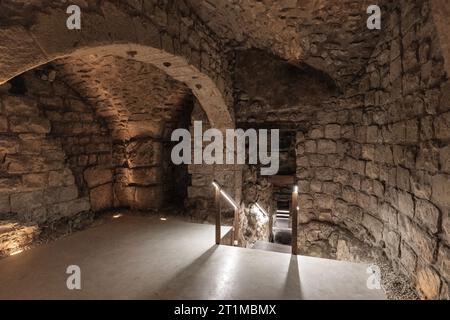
<box><xmin>251</xmin><ymin>240</ymin><xmax>291</xmax><ymax>254</ymax></box>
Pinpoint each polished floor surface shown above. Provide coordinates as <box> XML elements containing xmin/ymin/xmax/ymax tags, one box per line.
<box><xmin>0</xmin><ymin>215</ymin><xmax>385</xmax><ymax>300</ymax></box>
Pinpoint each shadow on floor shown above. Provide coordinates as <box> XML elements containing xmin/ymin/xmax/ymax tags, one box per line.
<box><xmin>148</xmin><ymin>245</ymin><xmax>219</xmax><ymax>299</ymax></box>
<box><xmin>283</xmin><ymin>255</ymin><xmax>303</xmax><ymax>299</ymax></box>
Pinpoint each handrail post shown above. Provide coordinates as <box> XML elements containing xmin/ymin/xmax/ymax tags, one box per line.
<box><xmin>233</xmin><ymin>207</ymin><xmax>240</xmax><ymax>246</ymax></box>
<box><xmin>215</xmin><ymin>186</ymin><xmax>221</xmax><ymax>245</ymax></box>
<box><xmin>291</xmin><ymin>185</ymin><xmax>299</xmax><ymax>255</ymax></box>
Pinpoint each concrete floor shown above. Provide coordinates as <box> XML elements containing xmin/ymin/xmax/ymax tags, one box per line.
<box><xmin>0</xmin><ymin>216</ymin><xmax>385</xmax><ymax>300</ymax></box>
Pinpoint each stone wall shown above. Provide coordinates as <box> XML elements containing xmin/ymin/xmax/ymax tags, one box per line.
<box><xmin>0</xmin><ymin>88</ymin><xmax>92</xmax><ymax>256</ymax></box>
<box><xmin>239</xmin><ymin>165</ymin><xmax>273</xmax><ymax>246</ymax></box>
<box><xmin>54</xmin><ymin>55</ymin><xmax>194</xmax><ymax>211</ymax></box>
<box><xmin>0</xmin><ymin>91</ymin><xmax>91</xmax><ymax>226</ymax></box>
<box><xmin>0</xmin><ymin>59</ymin><xmax>197</xmax><ymax>255</ymax></box>
<box><xmin>185</xmin><ymin>101</ymin><xmax>242</xmax><ymax>224</ymax></box>
<box><xmin>295</xmin><ymin>0</ymin><xmax>449</xmax><ymax>299</ymax></box>
<box><xmin>188</xmin><ymin>0</ymin><xmax>383</xmax><ymax>88</ymax></box>
<box><xmin>0</xmin><ymin>0</ymin><xmax>235</xmax><ymax>132</ymax></box>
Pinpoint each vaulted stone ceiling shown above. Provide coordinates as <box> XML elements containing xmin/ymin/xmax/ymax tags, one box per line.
<box><xmin>187</xmin><ymin>0</ymin><xmax>384</xmax><ymax>88</ymax></box>
<box><xmin>54</xmin><ymin>55</ymin><xmax>192</xmax><ymax>141</ymax></box>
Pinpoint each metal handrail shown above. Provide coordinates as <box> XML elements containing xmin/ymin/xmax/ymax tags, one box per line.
<box><xmin>212</xmin><ymin>181</ymin><xmax>238</xmax><ymax>210</ymax></box>
<box><xmin>212</xmin><ymin>180</ymin><xmax>240</xmax><ymax>246</ymax></box>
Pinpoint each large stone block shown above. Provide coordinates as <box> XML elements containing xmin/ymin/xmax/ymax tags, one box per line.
<box><xmin>396</xmin><ymin>167</ymin><xmax>410</xmax><ymax>191</ymax></box>
<box><xmin>342</xmin><ymin>186</ymin><xmax>357</xmax><ymax>203</ymax></box>
<box><xmin>362</xmin><ymin>144</ymin><xmax>375</xmax><ymax>161</ymax></box>
<box><xmin>113</xmin><ymin>183</ymin><xmax>135</xmax><ymax>208</ymax></box>
<box><xmin>127</xmin><ymin>120</ymin><xmax>163</xmax><ymax>138</ymax></box>
<box><xmin>366</xmin><ymin>126</ymin><xmax>380</xmax><ymax>143</ymax></box>
<box><xmin>400</xmin><ymin>241</ymin><xmax>417</xmax><ymax>275</ymax></box>
<box><xmin>362</xmin><ymin>214</ymin><xmax>383</xmax><ymax>243</ymax></box>
<box><xmin>416</xmin><ymin>141</ymin><xmax>439</xmax><ymax>173</ymax></box>
<box><xmin>415</xmin><ymin>199</ymin><xmax>440</xmax><ymax>234</ymax></box>
<box><xmin>379</xmin><ymin>202</ymin><xmax>398</xmax><ymax>227</ymax></box>
<box><xmin>0</xmin><ymin>116</ymin><xmax>7</xmax><ymax>133</ymax></box>
<box><xmin>405</xmin><ymin>119</ymin><xmax>419</xmax><ymax>143</ymax></box>
<box><xmin>309</xmin><ymin>127</ymin><xmax>323</xmax><ymax>139</ymax></box>
<box><xmin>431</xmin><ymin>174</ymin><xmax>450</xmax><ymax>207</ymax></box>
<box><xmin>48</xmin><ymin>169</ymin><xmax>75</xmax><ymax>187</ymax></box>
<box><xmin>126</xmin><ymin>140</ymin><xmax>161</xmax><ymax>168</ymax></box>
<box><xmin>0</xmin><ymin>194</ymin><xmax>10</xmax><ymax>214</ymax></box>
<box><xmin>44</xmin><ymin>186</ymin><xmax>79</xmax><ymax>205</ymax></box>
<box><xmin>410</xmin><ymin>171</ymin><xmax>432</xmax><ymax>200</ymax></box>
<box><xmin>22</xmin><ymin>173</ymin><xmax>47</xmax><ymax>189</ymax></box>
<box><xmin>127</xmin><ymin>167</ymin><xmax>162</xmax><ymax>186</ymax></box>
<box><xmin>442</xmin><ymin>210</ymin><xmax>450</xmax><ymax>245</ymax></box>
<box><xmin>357</xmin><ymin>192</ymin><xmax>378</xmax><ymax>214</ymax></box>
<box><xmin>365</xmin><ymin>161</ymin><xmax>379</xmax><ymax>179</ymax></box>
<box><xmin>397</xmin><ymin>190</ymin><xmax>414</xmax><ymax>218</ymax></box>
<box><xmin>383</xmin><ymin>229</ymin><xmax>400</xmax><ymax>259</ymax></box>
<box><xmin>399</xmin><ymin>214</ymin><xmax>437</xmax><ymax>264</ymax></box>
<box><xmin>133</xmin><ymin>186</ymin><xmax>163</xmax><ymax>210</ymax></box>
<box><xmin>315</xmin><ymin>167</ymin><xmax>334</xmax><ymax>181</ymax></box>
<box><xmin>83</xmin><ymin>167</ymin><xmax>113</xmax><ymax>188</ymax></box>
<box><xmin>440</xmin><ymin>145</ymin><xmax>450</xmax><ymax>173</ymax></box>
<box><xmin>317</xmin><ymin>140</ymin><xmax>337</xmax><ymax>154</ymax></box>
<box><xmin>416</xmin><ymin>266</ymin><xmax>441</xmax><ymax>300</ymax></box>
<box><xmin>324</xmin><ymin>124</ymin><xmax>341</xmax><ymax>139</ymax></box>
<box><xmin>6</xmin><ymin>155</ymin><xmax>62</xmax><ymax>174</ymax></box>
<box><xmin>437</xmin><ymin>245</ymin><xmax>449</xmax><ymax>280</ymax></box>
<box><xmin>314</xmin><ymin>193</ymin><xmax>334</xmax><ymax>210</ymax></box>
<box><xmin>435</xmin><ymin>112</ymin><xmax>450</xmax><ymax>140</ymax></box>
<box><xmin>48</xmin><ymin>198</ymin><xmax>90</xmax><ymax>219</ymax></box>
<box><xmin>9</xmin><ymin>116</ymin><xmax>50</xmax><ymax>134</ymax></box>
<box><xmin>90</xmin><ymin>184</ymin><xmax>113</xmax><ymax>212</ymax></box>
<box><xmin>10</xmin><ymin>191</ymin><xmax>44</xmax><ymax>215</ymax></box>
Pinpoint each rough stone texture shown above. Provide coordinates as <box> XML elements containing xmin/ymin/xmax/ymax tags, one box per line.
<box><xmin>0</xmin><ymin>220</ymin><xmax>39</xmax><ymax>257</ymax></box>
<box><xmin>188</xmin><ymin>0</ymin><xmax>384</xmax><ymax>89</ymax></box>
<box><xmin>233</xmin><ymin>0</ymin><xmax>449</xmax><ymax>300</ymax></box>
<box><xmin>0</xmin><ymin>88</ymin><xmax>92</xmax><ymax>255</ymax></box>
<box><xmin>185</xmin><ymin>102</ymin><xmax>242</xmax><ymax>223</ymax></box>
<box><xmin>0</xmin><ymin>0</ymin><xmax>234</xmax><ymax>131</ymax></box>
<box><xmin>287</xmin><ymin>1</ymin><xmax>449</xmax><ymax>299</ymax></box>
<box><xmin>239</xmin><ymin>165</ymin><xmax>273</xmax><ymax>246</ymax></box>
<box><xmin>0</xmin><ymin>93</ymin><xmax>91</xmax><ymax>226</ymax></box>
<box><xmin>54</xmin><ymin>55</ymin><xmax>195</xmax><ymax>210</ymax></box>
<box><xmin>0</xmin><ymin>0</ymin><xmax>448</xmax><ymax>300</ymax></box>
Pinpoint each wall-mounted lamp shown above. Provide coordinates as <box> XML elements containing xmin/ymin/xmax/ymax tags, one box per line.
<box><xmin>293</xmin><ymin>185</ymin><xmax>298</xmax><ymax>193</ymax></box>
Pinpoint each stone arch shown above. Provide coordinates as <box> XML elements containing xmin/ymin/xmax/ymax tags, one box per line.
<box><xmin>0</xmin><ymin>1</ymin><xmax>234</xmax><ymax>130</ymax></box>
<box><xmin>0</xmin><ymin>1</ymin><xmax>243</xmax><ymax>226</ymax></box>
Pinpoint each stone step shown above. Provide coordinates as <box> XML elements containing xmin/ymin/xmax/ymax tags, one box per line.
<box><xmin>251</xmin><ymin>240</ymin><xmax>291</xmax><ymax>254</ymax></box>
